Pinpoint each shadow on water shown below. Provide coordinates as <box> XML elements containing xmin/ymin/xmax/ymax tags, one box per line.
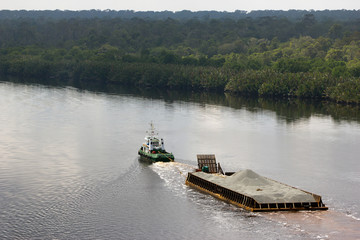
<box><xmin>137</xmin><ymin>156</ymin><xmax>155</xmax><ymax>167</ymax></box>
<box><xmin>104</xmin><ymin>83</ymin><xmax>360</xmax><ymax>124</ymax></box>
<box><xmin>2</xmin><ymin>77</ymin><xmax>360</xmax><ymax>124</ymax></box>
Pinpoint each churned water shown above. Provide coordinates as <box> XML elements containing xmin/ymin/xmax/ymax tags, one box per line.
<box><xmin>0</xmin><ymin>81</ymin><xmax>359</xmax><ymax>239</ymax></box>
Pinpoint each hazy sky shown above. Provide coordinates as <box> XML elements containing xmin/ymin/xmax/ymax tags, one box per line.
<box><xmin>1</xmin><ymin>0</ymin><xmax>359</xmax><ymax>11</ymax></box>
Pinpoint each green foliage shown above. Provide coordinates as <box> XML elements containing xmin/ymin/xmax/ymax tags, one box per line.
<box><xmin>347</xmin><ymin>60</ymin><xmax>360</xmax><ymax>77</ymax></box>
<box><xmin>0</xmin><ymin>12</ymin><xmax>360</xmax><ymax>104</ymax></box>
<box><xmin>225</xmin><ymin>69</ymin><xmax>358</xmax><ymax>102</ymax></box>
<box><xmin>225</xmin><ymin>70</ymin><xmax>270</xmax><ymax>95</ymax></box>
<box><xmin>274</xmin><ymin>58</ymin><xmax>311</xmax><ymax>73</ymax></box>
<box><xmin>325</xmin><ymin>78</ymin><xmax>360</xmax><ymax>103</ymax></box>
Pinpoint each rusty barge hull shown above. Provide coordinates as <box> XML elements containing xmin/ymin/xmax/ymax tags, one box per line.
<box><xmin>186</xmin><ymin>172</ymin><xmax>328</xmax><ymax>212</ymax></box>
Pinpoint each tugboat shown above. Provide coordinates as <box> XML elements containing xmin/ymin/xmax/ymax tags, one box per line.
<box><xmin>138</xmin><ymin>122</ymin><xmax>174</xmax><ymax>162</ymax></box>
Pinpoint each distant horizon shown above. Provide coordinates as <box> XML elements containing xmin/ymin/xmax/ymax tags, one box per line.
<box><xmin>1</xmin><ymin>8</ymin><xmax>359</xmax><ymax>12</ymax></box>
<box><xmin>0</xmin><ymin>0</ymin><xmax>359</xmax><ymax>12</ymax></box>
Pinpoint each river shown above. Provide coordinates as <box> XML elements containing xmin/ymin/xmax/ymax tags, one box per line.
<box><xmin>0</xmin><ymin>81</ymin><xmax>359</xmax><ymax>239</ymax></box>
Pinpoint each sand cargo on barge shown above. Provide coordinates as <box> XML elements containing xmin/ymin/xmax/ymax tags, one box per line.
<box><xmin>186</xmin><ymin>154</ymin><xmax>328</xmax><ymax>212</ymax></box>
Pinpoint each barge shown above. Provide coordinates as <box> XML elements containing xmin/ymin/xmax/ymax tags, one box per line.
<box><xmin>186</xmin><ymin>154</ymin><xmax>328</xmax><ymax>212</ymax></box>
<box><xmin>138</xmin><ymin>122</ymin><xmax>174</xmax><ymax>162</ymax></box>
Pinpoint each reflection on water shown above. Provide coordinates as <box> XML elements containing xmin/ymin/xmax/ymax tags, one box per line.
<box><xmin>98</xmin><ymin>83</ymin><xmax>360</xmax><ymax>124</ymax></box>
<box><xmin>2</xmin><ymin>78</ymin><xmax>360</xmax><ymax>124</ymax></box>
<box><xmin>0</xmin><ymin>80</ymin><xmax>359</xmax><ymax>240</ymax></box>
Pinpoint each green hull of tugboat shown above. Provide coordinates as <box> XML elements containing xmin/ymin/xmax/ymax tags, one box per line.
<box><xmin>138</xmin><ymin>149</ymin><xmax>174</xmax><ymax>162</ymax></box>
<box><xmin>139</xmin><ymin>122</ymin><xmax>175</xmax><ymax>162</ymax></box>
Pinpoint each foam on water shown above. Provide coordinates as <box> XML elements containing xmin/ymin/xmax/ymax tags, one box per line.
<box><xmin>150</xmin><ymin>161</ymin><xmax>360</xmax><ymax>240</ymax></box>
<box><xmin>150</xmin><ymin>161</ymin><xmax>322</xmax><ymax>239</ymax></box>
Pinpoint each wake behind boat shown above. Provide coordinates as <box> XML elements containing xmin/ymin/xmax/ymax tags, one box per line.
<box><xmin>138</xmin><ymin>122</ymin><xmax>174</xmax><ymax>162</ymax></box>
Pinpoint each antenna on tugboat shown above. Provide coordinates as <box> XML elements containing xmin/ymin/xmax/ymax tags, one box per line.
<box><xmin>149</xmin><ymin>121</ymin><xmax>159</xmax><ymax>137</ymax></box>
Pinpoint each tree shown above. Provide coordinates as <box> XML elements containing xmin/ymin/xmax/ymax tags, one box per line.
<box><xmin>328</xmin><ymin>24</ymin><xmax>343</xmax><ymax>39</ymax></box>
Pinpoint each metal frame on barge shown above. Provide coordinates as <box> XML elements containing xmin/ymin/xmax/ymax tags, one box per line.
<box><xmin>186</xmin><ymin>155</ymin><xmax>328</xmax><ymax>212</ymax></box>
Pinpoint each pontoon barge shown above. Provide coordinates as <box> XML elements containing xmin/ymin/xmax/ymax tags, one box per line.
<box><xmin>186</xmin><ymin>155</ymin><xmax>328</xmax><ymax>212</ymax></box>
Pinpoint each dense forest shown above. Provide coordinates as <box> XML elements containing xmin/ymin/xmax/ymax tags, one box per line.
<box><xmin>0</xmin><ymin>10</ymin><xmax>359</xmax><ymax>103</ymax></box>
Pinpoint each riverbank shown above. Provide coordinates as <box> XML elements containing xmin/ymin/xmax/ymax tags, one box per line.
<box><xmin>1</xmin><ymin>59</ymin><xmax>359</xmax><ymax>104</ymax></box>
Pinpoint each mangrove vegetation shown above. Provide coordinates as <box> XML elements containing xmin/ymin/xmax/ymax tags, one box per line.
<box><xmin>0</xmin><ymin>10</ymin><xmax>359</xmax><ymax>103</ymax></box>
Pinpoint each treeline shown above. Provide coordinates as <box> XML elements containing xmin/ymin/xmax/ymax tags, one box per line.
<box><xmin>0</xmin><ymin>14</ymin><xmax>360</xmax><ymax>50</ymax></box>
<box><xmin>0</xmin><ymin>12</ymin><xmax>359</xmax><ymax>103</ymax></box>
<box><xmin>0</xmin><ymin>10</ymin><xmax>359</xmax><ymax>21</ymax></box>
<box><xmin>1</xmin><ymin>14</ymin><xmax>359</xmax><ymax>50</ymax></box>
<box><xmin>1</xmin><ymin>39</ymin><xmax>359</xmax><ymax>103</ymax></box>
